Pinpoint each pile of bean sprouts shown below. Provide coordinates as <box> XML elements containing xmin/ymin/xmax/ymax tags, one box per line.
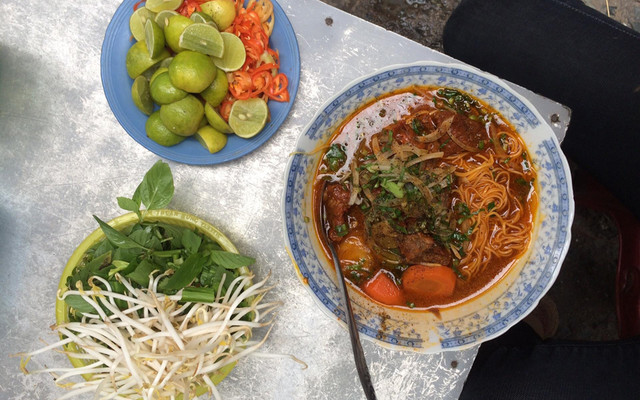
<box><xmin>17</xmin><ymin>271</ymin><xmax>288</xmax><ymax>400</ymax></box>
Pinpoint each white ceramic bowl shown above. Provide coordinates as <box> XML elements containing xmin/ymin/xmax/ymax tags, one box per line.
<box><xmin>282</xmin><ymin>62</ymin><xmax>574</xmax><ymax>353</ymax></box>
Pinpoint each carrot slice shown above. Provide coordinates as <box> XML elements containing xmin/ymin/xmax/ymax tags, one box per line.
<box><xmin>363</xmin><ymin>270</ymin><xmax>405</xmax><ymax>306</ymax></box>
<box><xmin>402</xmin><ymin>264</ymin><xmax>457</xmax><ymax>298</ymax></box>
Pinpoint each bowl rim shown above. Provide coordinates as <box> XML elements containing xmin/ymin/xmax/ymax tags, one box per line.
<box><xmin>282</xmin><ymin>60</ymin><xmax>575</xmax><ymax>353</ymax></box>
<box><xmin>55</xmin><ymin>209</ymin><xmax>239</xmax><ymax>391</ymax></box>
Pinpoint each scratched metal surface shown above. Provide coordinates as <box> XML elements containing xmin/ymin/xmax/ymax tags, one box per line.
<box><xmin>0</xmin><ymin>1</ymin><xmax>569</xmax><ymax>399</ymax></box>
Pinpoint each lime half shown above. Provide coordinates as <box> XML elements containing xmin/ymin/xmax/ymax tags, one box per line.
<box><xmin>179</xmin><ymin>23</ymin><xmax>224</xmax><ymax>57</ymax></box>
<box><xmin>196</xmin><ymin>125</ymin><xmax>228</xmax><ymax>153</ymax></box>
<box><xmin>131</xmin><ymin>76</ymin><xmax>154</xmax><ymax>116</ymax></box>
<box><xmin>155</xmin><ymin>9</ymin><xmax>179</xmax><ymax>29</ymax></box>
<box><xmin>212</xmin><ymin>32</ymin><xmax>246</xmax><ymax>72</ymax></box>
<box><xmin>126</xmin><ymin>40</ymin><xmax>170</xmax><ymax>79</ymax></box>
<box><xmin>129</xmin><ymin>7</ymin><xmax>156</xmax><ymax>41</ymax></box>
<box><xmin>145</xmin><ymin>19</ymin><xmax>166</xmax><ymax>58</ymax></box>
<box><xmin>228</xmin><ymin>98</ymin><xmax>268</xmax><ymax>139</ymax></box>
<box><xmin>145</xmin><ymin>0</ymin><xmax>182</xmax><ymax>13</ymax></box>
<box><xmin>204</xmin><ymin>102</ymin><xmax>233</xmax><ymax>133</ymax></box>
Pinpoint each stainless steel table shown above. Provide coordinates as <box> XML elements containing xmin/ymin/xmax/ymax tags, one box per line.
<box><xmin>0</xmin><ymin>0</ymin><xmax>569</xmax><ymax>399</ymax></box>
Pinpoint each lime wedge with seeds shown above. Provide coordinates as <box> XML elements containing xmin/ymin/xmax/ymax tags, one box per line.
<box><xmin>131</xmin><ymin>76</ymin><xmax>154</xmax><ymax>115</ymax></box>
<box><xmin>195</xmin><ymin>125</ymin><xmax>228</xmax><ymax>153</ymax></box>
<box><xmin>200</xmin><ymin>68</ymin><xmax>228</xmax><ymax>107</ymax></box>
<box><xmin>145</xmin><ymin>0</ymin><xmax>182</xmax><ymax>13</ymax></box>
<box><xmin>164</xmin><ymin>14</ymin><xmax>194</xmax><ymax>53</ymax></box>
<box><xmin>212</xmin><ymin>32</ymin><xmax>246</xmax><ymax>72</ymax></box>
<box><xmin>126</xmin><ymin>40</ymin><xmax>170</xmax><ymax>79</ymax></box>
<box><xmin>178</xmin><ymin>23</ymin><xmax>224</xmax><ymax>57</ymax></box>
<box><xmin>145</xmin><ymin>19</ymin><xmax>166</xmax><ymax>59</ymax></box>
<box><xmin>190</xmin><ymin>11</ymin><xmax>214</xmax><ymax>25</ymax></box>
<box><xmin>155</xmin><ymin>9</ymin><xmax>178</xmax><ymax>29</ymax></box>
<box><xmin>146</xmin><ymin>110</ymin><xmax>186</xmax><ymax>147</ymax></box>
<box><xmin>204</xmin><ymin>102</ymin><xmax>233</xmax><ymax>133</ymax></box>
<box><xmin>159</xmin><ymin>95</ymin><xmax>204</xmax><ymax>136</ymax></box>
<box><xmin>150</xmin><ymin>71</ymin><xmax>188</xmax><ymax>105</ymax></box>
<box><xmin>168</xmin><ymin>50</ymin><xmax>216</xmax><ymax>93</ymax></box>
<box><xmin>129</xmin><ymin>7</ymin><xmax>156</xmax><ymax>41</ymax></box>
<box><xmin>228</xmin><ymin>98</ymin><xmax>268</xmax><ymax>139</ymax></box>
<box><xmin>200</xmin><ymin>0</ymin><xmax>236</xmax><ymax>31</ymax></box>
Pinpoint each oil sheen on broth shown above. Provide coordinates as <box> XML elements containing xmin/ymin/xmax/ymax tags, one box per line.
<box><xmin>313</xmin><ymin>86</ymin><xmax>538</xmax><ymax>310</ymax></box>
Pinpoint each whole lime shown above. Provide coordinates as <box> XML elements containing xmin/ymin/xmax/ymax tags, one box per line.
<box><xmin>200</xmin><ymin>0</ymin><xmax>236</xmax><ymax>30</ymax></box>
<box><xmin>164</xmin><ymin>14</ymin><xmax>194</xmax><ymax>53</ymax></box>
<box><xmin>146</xmin><ymin>111</ymin><xmax>187</xmax><ymax>146</ymax></box>
<box><xmin>168</xmin><ymin>51</ymin><xmax>217</xmax><ymax>93</ymax></box>
<box><xmin>200</xmin><ymin>68</ymin><xmax>228</xmax><ymax>107</ymax></box>
<box><xmin>150</xmin><ymin>71</ymin><xmax>188</xmax><ymax>105</ymax></box>
<box><xmin>159</xmin><ymin>95</ymin><xmax>204</xmax><ymax>136</ymax></box>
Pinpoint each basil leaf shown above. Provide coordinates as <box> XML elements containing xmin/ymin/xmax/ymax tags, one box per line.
<box><xmin>94</xmin><ymin>215</ymin><xmax>147</xmax><ymax>250</ymax></box>
<box><xmin>182</xmin><ymin>229</ymin><xmax>202</xmax><ymax>254</ymax></box>
<box><xmin>117</xmin><ymin>197</ymin><xmax>140</xmax><ymax>213</ymax></box>
<box><xmin>64</xmin><ymin>294</ymin><xmax>97</xmax><ymax>314</ymax></box>
<box><xmin>200</xmin><ymin>263</ymin><xmax>227</xmax><ymax>287</ymax></box>
<box><xmin>70</xmin><ymin>251</ymin><xmax>112</xmax><ymax>289</ymax></box>
<box><xmin>139</xmin><ymin>160</ymin><xmax>174</xmax><ymax>211</ymax></box>
<box><xmin>160</xmin><ymin>253</ymin><xmax>206</xmax><ymax>291</ymax></box>
<box><xmin>125</xmin><ymin>259</ymin><xmax>157</xmax><ymax>287</ymax></box>
<box><xmin>93</xmin><ymin>238</ymin><xmax>114</xmax><ymax>258</ymax></box>
<box><xmin>210</xmin><ymin>250</ymin><xmax>255</xmax><ymax>269</ymax></box>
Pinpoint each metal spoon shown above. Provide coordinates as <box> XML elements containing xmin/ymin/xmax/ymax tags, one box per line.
<box><xmin>321</xmin><ymin>183</ymin><xmax>378</xmax><ymax>400</ymax></box>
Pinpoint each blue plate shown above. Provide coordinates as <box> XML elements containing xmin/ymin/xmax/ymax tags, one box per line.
<box><xmin>101</xmin><ymin>0</ymin><xmax>300</xmax><ymax>165</ymax></box>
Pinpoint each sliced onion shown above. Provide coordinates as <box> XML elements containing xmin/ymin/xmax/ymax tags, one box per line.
<box><xmin>405</xmin><ymin>151</ymin><xmax>444</xmax><ymax>168</ymax></box>
<box><xmin>404</xmin><ymin>173</ymin><xmax>433</xmax><ymax>202</ymax></box>
<box><xmin>448</xmin><ymin>128</ymin><xmax>481</xmax><ymax>152</ymax></box>
<box><xmin>416</xmin><ymin>116</ymin><xmax>454</xmax><ymax>143</ymax></box>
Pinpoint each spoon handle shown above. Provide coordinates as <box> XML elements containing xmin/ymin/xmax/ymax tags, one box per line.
<box><xmin>327</xmin><ymin>238</ymin><xmax>378</xmax><ymax>400</ymax></box>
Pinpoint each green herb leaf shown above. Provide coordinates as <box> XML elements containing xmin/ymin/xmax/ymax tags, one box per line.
<box><xmin>210</xmin><ymin>250</ymin><xmax>256</xmax><ymax>269</ymax></box>
<box><xmin>182</xmin><ymin>228</ymin><xmax>202</xmax><ymax>254</ymax></box>
<box><xmin>94</xmin><ymin>215</ymin><xmax>148</xmax><ymax>250</ymax></box>
<box><xmin>325</xmin><ymin>144</ymin><xmax>347</xmax><ymax>171</ymax></box>
<box><xmin>380</xmin><ymin>180</ymin><xmax>405</xmax><ymax>198</ymax></box>
<box><xmin>161</xmin><ymin>253</ymin><xmax>207</xmax><ymax>291</ymax></box>
<box><xmin>64</xmin><ymin>294</ymin><xmax>98</xmax><ymax>314</ymax></box>
<box><xmin>334</xmin><ymin>224</ymin><xmax>349</xmax><ymax>237</ymax></box>
<box><xmin>117</xmin><ymin>196</ymin><xmax>140</xmax><ymax>215</ymax></box>
<box><xmin>138</xmin><ymin>160</ymin><xmax>174</xmax><ymax>212</ymax></box>
<box><xmin>125</xmin><ymin>259</ymin><xmax>157</xmax><ymax>287</ymax></box>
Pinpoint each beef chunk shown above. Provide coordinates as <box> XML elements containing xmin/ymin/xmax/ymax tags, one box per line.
<box><xmin>431</xmin><ymin>110</ymin><xmax>487</xmax><ymax>156</ymax></box>
<box><xmin>370</xmin><ymin>220</ymin><xmax>401</xmax><ymax>249</ymax></box>
<box><xmin>398</xmin><ymin>233</ymin><xmax>452</xmax><ymax>266</ymax></box>
<box><xmin>323</xmin><ymin>182</ymin><xmax>351</xmax><ymax>242</ymax></box>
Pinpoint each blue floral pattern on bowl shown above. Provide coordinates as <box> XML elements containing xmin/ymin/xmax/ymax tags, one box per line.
<box><xmin>282</xmin><ymin>62</ymin><xmax>574</xmax><ymax>353</ymax></box>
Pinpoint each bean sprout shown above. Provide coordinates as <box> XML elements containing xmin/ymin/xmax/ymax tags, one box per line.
<box><xmin>16</xmin><ymin>272</ymin><xmax>286</xmax><ymax>399</ymax></box>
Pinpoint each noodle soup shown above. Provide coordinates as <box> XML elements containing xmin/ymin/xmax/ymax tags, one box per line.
<box><xmin>312</xmin><ymin>86</ymin><xmax>538</xmax><ymax>310</ymax></box>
